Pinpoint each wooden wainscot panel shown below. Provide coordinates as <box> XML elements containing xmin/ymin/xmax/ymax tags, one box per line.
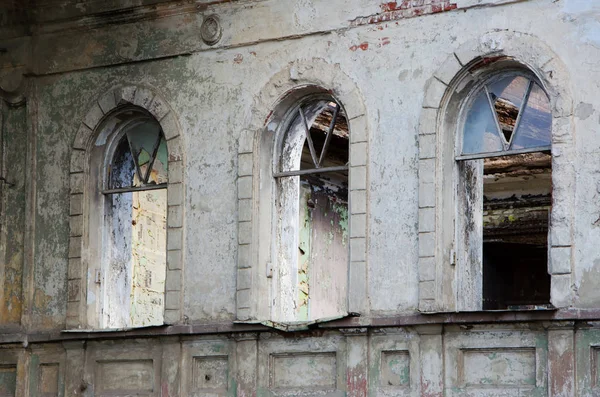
<box><xmin>368</xmin><ymin>330</ymin><xmax>419</xmax><ymax>397</ymax></box>
<box><xmin>380</xmin><ymin>351</ymin><xmax>410</xmax><ymax>388</ymax></box>
<box><xmin>444</xmin><ymin>328</ymin><xmax>547</xmax><ymax>397</ymax></box>
<box><xmin>38</xmin><ymin>364</ymin><xmax>59</xmax><ymax>397</ymax></box>
<box><xmin>459</xmin><ymin>348</ymin><xmax>536</xmax><ymax>388</ymax></box>
<box><xmin>575</xmin><ymin>329</ymin><xmax>600</xmax><ymax>396</ymax></box>
<box><xmin>181</xmin><ymin>339</ymin><xmax>235</xmax><ymax>397</ymax></box>
<box><xmin>270</xmin><ymin>352</ymin><xmax>337</xmax><ymax>390</ymax></box>
<box><xmin>257</xmin><ymin>333</ymin><xmax>346</xmax><ymax>397</ymax></box>
<box><xmin>0</xmin><ymin>365</ymin><xmax>17</xmax><ymax>397</ymax></box>
<box><xmin>96</xmin><ymin>360</ymin><xmax>154</xmax><ymax>394</ymax></box>
<box><xmin>30</xmin><ymin>347</ymin><xmax>66</xmax><ymax>397</ymax></box>
<box><xmin>86</xmin><ymin>340</ymin><xmax>161</xmax><ymax>397</ymax></box>
<box><xmin>0</xmin><ymin>349</ymin><xmax>23</xmax><ymax>397</ymax></box>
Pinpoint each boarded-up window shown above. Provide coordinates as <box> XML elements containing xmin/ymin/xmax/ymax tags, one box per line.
<box><xmin>457</xmin><ymin>74</ymin><xmax>552</xmax><ymax>310</ymax></box>
<box><xmin>102</xmin><ymin>118</ymin><xmax>168</xmax><ymax>328</ymax></box>
<box><xmin>274</xmin><ymin>99</ymin><xmax>349</xmax><ymax>323</ymax></box>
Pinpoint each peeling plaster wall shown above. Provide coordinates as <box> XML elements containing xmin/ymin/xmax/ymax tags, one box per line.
<box><xmin>1</xmin><ymin>0</ymin><xmax>600</xmax><ymax>395</ymax></box>
<box><xmin>4</xmin><ymin>0</ymin><xmax>600</xmax><ymax>323</ymax></box>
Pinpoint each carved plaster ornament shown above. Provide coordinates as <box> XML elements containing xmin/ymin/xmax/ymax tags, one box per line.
<box><xmin>0</xmin><ymin>66</ymin><xmax>27</xmax><ymax>106</ymax></box>
<box><xmin>200</xmin><ymin>14</ymin><xmax>222</xmax><ymax>46</ymax></box>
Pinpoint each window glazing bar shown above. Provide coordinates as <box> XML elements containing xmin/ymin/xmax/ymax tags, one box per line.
<box><xmin>508</xmin><ymin>79</ymin><xmax>533</xmax><ymax>150</ymax></box>
<box><xmin>102</xmin><ymin>183</ymin><xmax>168</xmax><ymax>195</ymax></box>
<box><xmin>143</xmin><ymin>131</ymin><xmax>164</xmax><ymax>183</ymax></box>
<box><xmin>298</xmin><ymin>106</ymin><xmax>320</xmax><ymax>168</ymax></box>
<box><xmin>317</xmin><ymin>103</ymin><xmax>340</xmax><ymax>167</ymax></box>
<box><xmin>274</xmin><ymin>165</ymin><xmax>349</xmax><ymax>178</ymax></box>
<box><xmin>456</xmin><ymin>145</ymin><xmax>551</xmax><ymax>161</ymax></box>
<box><xmin>484</xmin><ymin>84</ymin><xmax>509</xmax><ymax>150</ymax></box>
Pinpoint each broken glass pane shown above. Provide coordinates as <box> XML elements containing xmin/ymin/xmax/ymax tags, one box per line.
<box><xmin>147</xmin><ymin>136</ymin><xmax>168</xmax><ymax>185</ymax></box>
<box><xmin>488</xmin><ymin>76</ymin><xmax>529</xmax><ymax>144</ymax></box>
<box><xmin>125</xmin><ymin>120</ymin><xmax>161</xmax><ymax>183</ymax></box>
<box><xmin>511</xmin><ymin>83</ymin><xmax>552</xmax><ymax>150</ymax></box>
<box><xmin>281</xmin><ymin>100</ymin><xmax>349</xmax><ymax>172</ymax></box>
<box><xmin>462</xmin><ymin>90</ymin><xmax>504</xmax><ymax>155</ymax></box>
<box><xmin>109</xmin><ymin>135</ymin><xmax>136</xmax><ymax>189</ymax></box>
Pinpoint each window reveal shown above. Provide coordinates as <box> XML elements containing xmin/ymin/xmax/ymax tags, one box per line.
<box><xmin>103</xmin><ymin>118</ymin><xmax>168</xmax><ymax>328</ymax></box>
<box><xmin>458</xmin><ymin>74</ymin><xmax>552</xmax><ymax>310</ymax></box>
<box><xmin>275</xmin><ymin>100</ymin><xmax>349</xmax><ymax>322</ymax></box>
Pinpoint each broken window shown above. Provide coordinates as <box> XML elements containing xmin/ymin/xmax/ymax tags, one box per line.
<box><xmin>274</xmin><ymin>98</ymin><xmax>349</xmax><ymax>323</ymax></box>
<box><xmin>102</xmin><ymin>117</ymin><xmax>168</xmax><ymax>328</ymax></box>
<box><xmin>457</xmin><ymin>73</ymin><xmax>552</xmax><ymax>310</ymax></box>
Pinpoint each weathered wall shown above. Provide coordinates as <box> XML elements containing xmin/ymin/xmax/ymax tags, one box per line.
<box><xmin>1</xmin><ymin>324</ymin><xmax>599</xmax><ymax>396</ymax></box>
<box><xmin>1</xmin><ymin>0</ymin><xmax>600</xmax><ymax>395</ymax></box>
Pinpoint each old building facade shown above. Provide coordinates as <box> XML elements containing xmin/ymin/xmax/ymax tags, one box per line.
<box><xmin>0</xmin><ymin>0</ymin><xmax>599</xmax><ymax>395</ymax></box>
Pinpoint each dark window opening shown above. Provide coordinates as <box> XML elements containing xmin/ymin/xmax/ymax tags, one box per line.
<box><xmin>482</xmin><ymin>152</ymin><xmax>552</xmax><ymax>310</ymax></box>
<box><xmin>276</xmin><ymin>98</ymin><xmax>349</xmax><ymax>322</ymax></box>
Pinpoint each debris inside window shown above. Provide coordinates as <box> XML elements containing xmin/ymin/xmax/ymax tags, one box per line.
<box><xmin>458</xmin><ymin>73</ymin><xmax>553</xmax><ymax>311</ymax></box>
<box><xmin>462</xmin><ymin>75</ymin><xmax>551</xmax><ymax>157</ymax></box>
<box><xmin>103</xmin><ymin>118</ymin><xmax>168</xmax><ymax>328</ymax></box>
<box><xmin>275</xmin><ymin>99</ymin><xmax>349</xmax><ymax>322</ymax></box>
<box><xmin>482</xmin><ymin>153</ymin><xmax>551</xmax><ymax>309</ymax></box>
<box><xmin>108</xmin><ymin>119</ymin><xmax>168</xmax><ymax>190</ymax></box>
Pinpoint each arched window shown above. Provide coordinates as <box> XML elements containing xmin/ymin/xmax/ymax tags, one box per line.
<box><xmin>90</xmin><ymin>108</ymin><xmax>168</xmax><ymax>328</ymax></box>
<box><xmin>456</xmin><ymin>71</ymin><xmax>552</xmax><ymax>310</ymax></box>
<box><xmin>459</xmin><ymin>73</ymin><xmax>551</xmax><ymax>157</ymax></box>
<box><xmin>273</xmin><ymin>96</ymin><xmax>349</xmax><ymax>323</ymax></box>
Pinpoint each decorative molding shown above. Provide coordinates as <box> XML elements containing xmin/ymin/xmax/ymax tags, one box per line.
<box><xmin>417</xmin><ymin>31</ymin><xmax>575</xmax><ymax>312</ymax></box>
<box><xmin>68</xmin><ymin>84</ymin><xmax>185</xmax><ymax>328</ymax></box>
<box><xmin>236</xmin><ymin>58</ymin><xmax>370</xmax><ymax>321</ymax></box>
<box><xmin>200</xmin><ymin>14</ymin><xmax>222</xmax><ymax>46</ymax></box>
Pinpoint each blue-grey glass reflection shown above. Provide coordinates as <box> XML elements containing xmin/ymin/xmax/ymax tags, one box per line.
<box><xmin>511</xmin><ymin>83</ymin><xmax>552</xmax><ymax>150</ymax></box>
<box><xmin>488</xmin><ymin>76</ymin><xmax>529</xmax><ymax>144</ymax></box>
<box><xmin>462</xmin><ymin>90</ymin><xmax>504</xmax><ymax>155</ymax></box>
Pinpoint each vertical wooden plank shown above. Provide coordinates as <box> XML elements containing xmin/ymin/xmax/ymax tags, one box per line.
<box><xmin>456</xmin><ymin>159</ymin><xmax>483</xmax><ymax>311</ymax></box>
<box><xmin>308</xmin><ymin>185</ymin><xmax>348</xmax><ymax>321</ymax></box>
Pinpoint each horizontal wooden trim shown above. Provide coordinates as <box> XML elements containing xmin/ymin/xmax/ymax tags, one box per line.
<box><xmin>456</xmin><ymin>146</ymin><xmax>551</xmax><ymax>161</ymax></box>
<box><xmin>3</xmin><ymin>308</ymin><xmax>600</xmax><ymax>344</ymax></box>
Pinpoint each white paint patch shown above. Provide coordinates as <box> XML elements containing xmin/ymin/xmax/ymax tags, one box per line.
<box><xmin>561</xmin><ymin>0</ymin><xmax>600</xmax><ymax>48</ymax></box>
<box><xmin>293</xmin><ymin>0</ymin><xmax>316</xmax><ymax>30</ymax></box>
<box><xmin>95</xmin><ymin>118</ymin><xmax>117</xmax><ymax>146</ymax></box>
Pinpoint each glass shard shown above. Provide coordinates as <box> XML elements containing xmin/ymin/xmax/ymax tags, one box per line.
<box><xmin>462</xmin><ymin>90</ymin><xmax>504</xmax><ymax>155</ymax></box>
<box><xmin>109</xmin><ymin>135</ymin><xmax>137</xmax><ymax>189</ymax></box>
<box><xmin>147</xmin><ymin>136</ymin><xmax>168</xmax><ymax>185</ymax></box>
<box><xmin>281</xmin><ymin>100</ymin><xmax>349</xmax><ymax>172</ymax></box>
<box><xmin>125</xmin><ymin>120</ymin><xmax>161</xmax><ymax>183</ymax></box>
<box><xmin>511</xmin><ymin>83</ymin><xmax>552</xmax><ymax>150</ymax></box>
<box><xmin>488</xmin><ymin>76</ymin><xmax>529</xmax><ymax>145</ymax></box>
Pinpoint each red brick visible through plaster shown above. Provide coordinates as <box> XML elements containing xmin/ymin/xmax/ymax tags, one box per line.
<box><xmin>350</xmin><ymin>42</ymin><xmax>369</xmax><ymax>51</ymax></box>
<box><xmin>353</xmin><ymin>1</ymin><xmax>457</xmax><ymax>26</ymax></box>
<box><xmin>347</xmin><ymin>367</ymin><xmax>367</xmax><ymax>397</ymax></box>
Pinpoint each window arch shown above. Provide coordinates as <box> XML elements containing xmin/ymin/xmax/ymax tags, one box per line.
<box><xmin>458</xmin><ymin>71</ymin><xmax>551</xmax><ymax>158</ymax></box>
<box><xmin>455</xmin><ymin>69</ymin><xmax>553</xmax><ymax>310</ymax></box>
<box><xmin>273</xmin><ymin>95</ymin><xmax>349</xmax><ymax>323</ymax></box>
<box><xmin>417</xmin><ymin>33</ymin><xmax>575</xmax><ymax>313</ymax></box>
<box><xmin>68</xmin><ymin>85</ymin><xmax>184</xmax><ymax>329</ymax></box>
<box><xmin>235</xmin><ymin>61</ymin><xmax>370</xmax><ymax>327</ymax></box>
<box><xmin>98</xmin><ymin>110</ymin><xmax>168</xmax><ymax>328</ymax></box>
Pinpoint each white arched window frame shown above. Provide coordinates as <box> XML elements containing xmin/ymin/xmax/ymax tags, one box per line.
<box><xmin>453</xmin><ymin>69</ymin><xmax>553</xmax><ymax>311</ymax></box>
<box><xmin>67</xmin><ymin>85</ymin><xmax>185</xmax><ymax>329</ymax></box>
<box><xmin>235</xmin><ymin>65</ymin><xmax>370</xmax><ymax>328</ymax></box>
<box><xmin>271</xmin><ymin>94</ymin><xmax>350</xmax><ymax>325</ymax></box>
<box><xmin>87</xmin><ymin>108</ymin><xmax>168</xmax><ymax>329</ymax></box>
<box><xmin>417</xmin><ymin>41</ymin><xmax>575</xmax><ymax>313</ymax></box>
